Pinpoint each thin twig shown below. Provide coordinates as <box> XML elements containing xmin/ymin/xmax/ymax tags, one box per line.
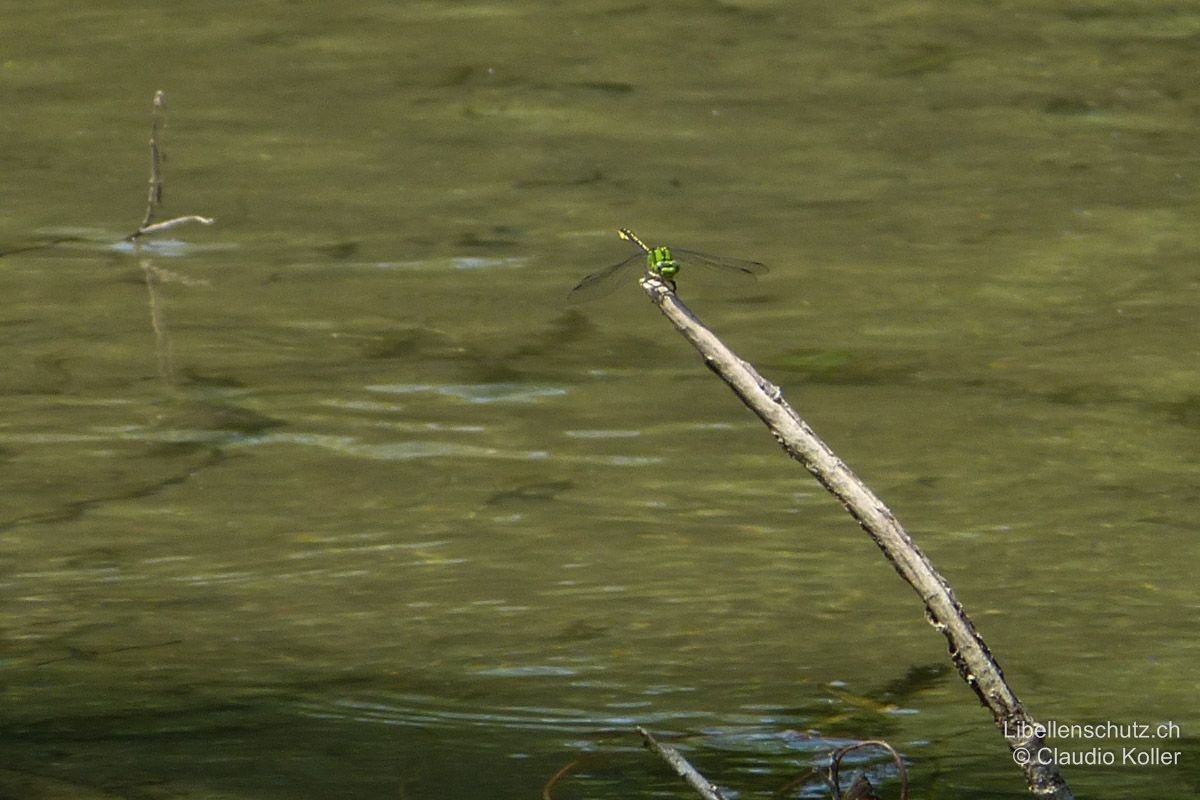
<box><xmin>3</xmin><ymin>92</ymin><xmax>211</xmax><ymax>258</ymax></box>
<box><xmin>638</xmin><ymin>275</ymin><xmax>1074</xmax><ymax>800</ymax></box>
<box><xmin>541</xmin><ymin>754</ymin><xmax>589</xmax><ymax>800</ymax></box>
<box><xmin>636</xmin><ymin>727</ymin><xmax>729</xmax><ymax>800</ymax></box>
<box><xmin>135</xmin><ymin>215</ymin><xmax>214</xmax><ymax>237</ymax></box>
<box><xmin>123</xmin><ymin>90</ymin><xmax>213</xmax><ymax>384</ymax></box>
<box><xmin>829</xmin><ymin>741</ymin><xmax>908</xmax><ymax>800</ymax></box>
<box><xmin>776</xmin><ymin>740</ymin><xmax>907</xmax><ymax>799</ymax></box>
<box><xmin>127</xmin><ymin>90</ymin><xmax>214</xmax><ymax>241</ymax></box>
<box><xmin>139</xmin><ymin>89</ymin><xmax>166</xmax><ymax>231</ymax></box>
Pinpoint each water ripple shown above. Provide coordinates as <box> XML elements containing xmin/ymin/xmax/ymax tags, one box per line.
<box><xmin>366</xmin><ymin>383</ymin><xmax>567</xmax><ymax>404</ymax></box>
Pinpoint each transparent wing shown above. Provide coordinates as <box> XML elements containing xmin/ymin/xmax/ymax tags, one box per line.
<box><xmin>567</xmin><ymin>253</ymin><xmax>645</xmax><ymax>301</ymax></box>
<box><xmin>673</xmin><ymin>248</ymin><xmax>768</xmax><ymax>280</ymax></box>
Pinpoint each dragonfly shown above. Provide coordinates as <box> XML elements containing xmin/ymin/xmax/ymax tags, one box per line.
<box><xmin>568</xmin><ymin>228</ymin><xmax>767</xmax><ymax>300</ymax></box>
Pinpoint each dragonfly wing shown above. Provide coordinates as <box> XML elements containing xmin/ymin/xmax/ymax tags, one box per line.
<box><xmin>673</xmin><ymin>248</ymin><xmax>768</xmax><ymax>282</ymax></box>
<box><xmin>567</xmin><ymin>253</ymin><xmax>645</xmax><ymax>301</ymax></box>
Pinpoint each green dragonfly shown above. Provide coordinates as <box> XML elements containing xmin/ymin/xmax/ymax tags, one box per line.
<box><xmin>568</xmin><ymin>228</ymin><xmax>767</xmax><ymax>300</ymax></box>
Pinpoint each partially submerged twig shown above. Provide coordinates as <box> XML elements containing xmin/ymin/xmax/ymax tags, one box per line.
<box><xmin>139</xmin><ymin>89</ymin><xmax>166</xmax><ymax>231</ymax></box>
<box><xmin>774</xmin><ymin>739</ymin><xmax>907</xmax><ymax>800</ymax></box>
<box><xmin>126</xmin><ymin>90</ymin><xmax>213</xmax><ymax>383</ymax></box>
<box><xmin>135</xmin><ymin>216</ymin><xmax>215</xmax><ymax>237</ymax></box>
<box><xmin>541</xmin><ymin>756</ymin><xmax>583</xmax><ymax>800</ymax></box>
<box><xmin>636</xmin><ymin>726</ymin><xmax>730</xmax><ymax>800</ymax></box>
<box><xmin>2</xmin><ymin>91</ymin><xmax>211</xmax><ymax>258</ymax></box>
<box><xmin>127</xmin><ymin>90</ymin><xmax>213</xmax><ymax>241</ymax></box>
<box><xmin>828</xmin><ymin>741</ymin><xmax>907</xmax><ymax>800</ymax></box>
<box><xmin>637</xmin><ymin>275</ymin><xmax>1074</xmax><ymax>800</ymax></box>
<box><xmin>541</xmin><ymin>752</ymin><xmax>613</xmax><ymax>800</ymax></box>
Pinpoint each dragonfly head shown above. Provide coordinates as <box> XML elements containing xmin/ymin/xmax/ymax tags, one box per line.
<box><xmin>646</xmin><ymin>245</ymin><xmax>679</xmax><ymax>279</ymax></box>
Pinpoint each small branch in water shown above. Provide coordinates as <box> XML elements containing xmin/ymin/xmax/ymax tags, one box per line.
<box><xmin>134</xmin><ymin>215</ymin><xmax>215</xmax><ymax>238</ymax></box>
<box><xmin>1</xmin><ymin>91</ymin><xmax>212</xmax><ymax>257</ymax></box>
<box><xmin>127</xmin><ymin>90</ymin><xmax>214</xmax><ymax>241</ymax></box>
<box><xmin>774</xmin><ymin>739</ymin><xmax>908</xmax><ymax>799</ymax></box>
<box><xmin>828</xmin><ymin>740</ymin><xmax>908</xmax><ymax>800</ymax></box>
<box><xmin>637</xmin><ymin>274</ymin><xmax>1074</xmax><ymax>800</ymax></box>
<box><xmin>123</xmin><ymin>90</ymin><xmax>214</xmax><ymax>384</ymax></box>
<box><xmin>139</xmin><ymin>89</ymin><xmax>166</xmax><ymax>231</ymax></box>
<box><xmin>636</xmin><ymin>726</ymin><xmax>729</xmax><ymax>800</ymax></box>
<box><xmin>541</xmin><ymin>754</ymin><xmax>596</xmax><ymax>800</ymax></box>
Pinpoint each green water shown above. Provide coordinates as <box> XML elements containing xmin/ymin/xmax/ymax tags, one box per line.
<box><xmin>3</xmin><ymin>2</ymin><xmax>1199</xmax><ymax>798</ymax></box>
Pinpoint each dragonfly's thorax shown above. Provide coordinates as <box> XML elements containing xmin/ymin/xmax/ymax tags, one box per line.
<box><xmin>646</xmin><ymin>246</ymin><xmax>680</xmax><ymax>279</ymax></box>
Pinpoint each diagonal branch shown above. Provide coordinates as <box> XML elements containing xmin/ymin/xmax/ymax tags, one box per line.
<box><xmin>637</xmin><ymin>274</ymin><xmax>1074</xmax><ymax>800</ymax></box>
<box><xmin>636</xmin><ymin>727</ymin><xmax>730</xmax><ymax>800</ymax></box>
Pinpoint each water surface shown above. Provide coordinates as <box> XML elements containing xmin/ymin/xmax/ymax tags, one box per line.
<box><xmin>2</xmin><ymin>2</ymin><xmax>1198</xmax><ymax>798</ymax></box>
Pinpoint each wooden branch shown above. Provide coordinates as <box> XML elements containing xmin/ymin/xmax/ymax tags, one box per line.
<box><xmin>829</xmin><ymin>740</ymin><xmax>908</xmax><ymax>800</ymax></box>
<box><xmin>638</xmin><ymin>275</ymin><xmax>1074</xmax><ymax>800</ymax></box>
<box><xmin>139</xmin><ymin>89</ymin><xmax>167</xmax><ymax>231</ymax></box>
<box><xmin>127</xmin><ymin>90</ymin><xmax>214</xmax><ymax>241</ymax></box>
<box><xmin>636</xmin><ymin>727</ymin><xmax>729</xmax><ymax>800</ymax></box>
<box><xmin>134</xmin><ymin>215</ymin><xmax>214</xmax><ymax>237</ymax></box>
<box><xmin>541</xmin><ymin>755</ymin><xmax>584</xmax><ymax>800</ymax></box>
